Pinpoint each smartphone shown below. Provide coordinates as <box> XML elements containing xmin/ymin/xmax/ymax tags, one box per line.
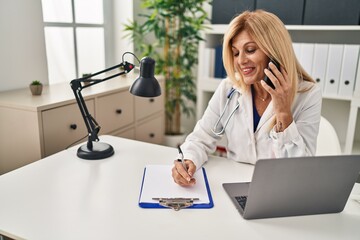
<box><xmin>263</xmin><ymin>59</ymin><xmax>280</xmax><ymax>89</ymax></box>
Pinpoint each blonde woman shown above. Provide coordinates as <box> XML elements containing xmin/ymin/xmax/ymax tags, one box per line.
<box><xmin>172</xmin><ymin>10</ymin><xmax>322</xmax><ymax>186</ymax></box>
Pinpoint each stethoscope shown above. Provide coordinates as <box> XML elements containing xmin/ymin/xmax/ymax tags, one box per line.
<box><xmin>211</xmin><ymin>88</ymin><xmax>240</xmax><ymax>136</ymax></box>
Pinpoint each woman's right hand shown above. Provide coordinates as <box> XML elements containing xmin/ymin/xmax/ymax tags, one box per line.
<box><xmin>171</xmin><ymin>159</ymin><xmax>197</xmax><ymax>187</ymax></box>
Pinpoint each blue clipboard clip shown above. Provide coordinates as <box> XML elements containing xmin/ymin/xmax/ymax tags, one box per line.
<box><xmin>152</xmin><ymin>197</ymin><xmax>200</xmax><ymax>211</ymax></box>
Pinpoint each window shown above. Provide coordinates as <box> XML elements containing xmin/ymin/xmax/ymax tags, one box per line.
<box><xmin>42</xmin><ymin>0</ymin><xmax>108</xmax><ymax>84</ymax></box>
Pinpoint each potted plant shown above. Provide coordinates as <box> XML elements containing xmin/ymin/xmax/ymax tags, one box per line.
<box><xmin>124</xmin><ymin>0</ymin><xmax>208</xmax><ymax>144</ymax></box>
<box><xmin>29</xmin><ymin>80</ymin><xmax>43</xmax><ymax>96</ymax></box>
<box><xmin>82</xmin><ymin>73</ymin><xmax>92</xmax><ymax>86</ymax></box>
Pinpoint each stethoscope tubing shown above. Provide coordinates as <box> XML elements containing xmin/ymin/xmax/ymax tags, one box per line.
<box><xmin>211</xmin><ymin>88</ymin><xmax>240</xmax><ymax>136</ymax></box>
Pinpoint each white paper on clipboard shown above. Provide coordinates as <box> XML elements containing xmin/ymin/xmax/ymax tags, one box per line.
<box><xmin>139</xmin><ymin>165</ymin><xmax>210</xmax><ymax>204</ymax></box>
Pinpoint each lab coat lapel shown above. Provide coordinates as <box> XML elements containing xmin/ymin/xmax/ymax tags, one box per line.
<box><xmin>256</xmin><ymin>101</ymin><xmax>275</xmax><ymax>131</ymax></box>
<box><xmin>239</xmin><ymin>91</ymin><xmax>254</xmax><ymax>134</ymax></box>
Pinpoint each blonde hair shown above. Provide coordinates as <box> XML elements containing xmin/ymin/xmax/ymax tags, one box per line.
<box><xmin>223</xmin><ymin>10</ymin><xmax>314</xmax><ymax>100</ymax></box>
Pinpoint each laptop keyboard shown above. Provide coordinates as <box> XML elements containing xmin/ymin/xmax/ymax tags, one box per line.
<box><xmin>235</xmin><ymin>196</ymin><xmax>247</xmax><ymax>210</ymax></box>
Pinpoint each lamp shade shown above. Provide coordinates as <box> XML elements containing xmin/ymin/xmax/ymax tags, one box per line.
<box><xmin>130</xmin><ymin>57</ymin><xmax>161</xmax><ymax>97</ymax></box>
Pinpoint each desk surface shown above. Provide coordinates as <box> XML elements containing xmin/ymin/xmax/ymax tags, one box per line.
<box><xmin>0</xmin><ymin>135</ymin><xmax>359</xmax><ymax>240</ymax></box>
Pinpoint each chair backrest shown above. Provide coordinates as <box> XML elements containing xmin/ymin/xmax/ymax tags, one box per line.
<box><xmin>316</xmin><ymin>116</ymin><xmax>342</xmax><ymax>156</ymax></box>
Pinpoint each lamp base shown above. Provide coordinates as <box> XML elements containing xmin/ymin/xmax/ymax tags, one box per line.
<box><xmin>77</xmin><ymin>142</ymin><xmax>114</xmax><ymax>160</ymax></box>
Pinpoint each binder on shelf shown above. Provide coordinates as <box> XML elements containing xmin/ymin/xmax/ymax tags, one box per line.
<box><xmin>211</xmin><ymin>0</ymin><xmax>255</xmax><ymax>24</ymax></box>
<box><xmin>303</xmin><ymin>0</ymin><xmax>360</xmax><ymax>25</ymax></box>
<box><xmin>256</xmin><ymin>0</ymin><xmax>304</xmax><ymax>25</ymax></box>
<box><xmin>324</xmin><ymin>44</ymin><xmax>344</xmax><ymax>96</ymax></box>
<box><xmin>312</xmin><ymin>44</ymin><xmax>329</xmax><ymax>92</ymax></box>
<box><xmin>299</xmin><ymin>43</ymin><xmax>315</xmax><ymax>75</ymax></box>
<box><xmin>292</xmin><ymin>43</ymin><xmax>302</xmax><ymax>60</ymax></box>
<box><xmin>139</xmin><ymin>165</ymin><xmax>214</xmax><ymax>210</ymax></box>
<box><xmin>204</xmin><ymin>48</ymin><xmax>215</xmax><ymax>78</ymax></box>
<box><xmin>354</xmin><ymin>56</ymin><xmax>360</xmax><ymax>98</ymax></box>
<box><xmin>214</xmin><ymin>45</ymin><xmax>226</xmax><ymax>79</ymax></box>
<box><xmin>338</xmin><ymin>45</ymin><xmax>360</xmax><ymax>98</ymax></box>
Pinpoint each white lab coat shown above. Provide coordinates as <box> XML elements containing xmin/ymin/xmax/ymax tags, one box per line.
<box><xmin>181</xmin><ymin>78</ymin><xmax>322</xmax><ymax>169</ymax></box>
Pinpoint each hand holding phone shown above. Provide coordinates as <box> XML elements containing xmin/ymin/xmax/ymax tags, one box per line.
<box><xmin>263</xmin><ymin>59</ymin><xmax>280</xmax><ymax>89</ymax></box>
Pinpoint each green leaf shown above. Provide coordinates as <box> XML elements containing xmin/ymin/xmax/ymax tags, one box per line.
<box><xmin>122</xmin><ymin>0</ymin><xmax>208</xmax><ymax>134</ymax></box>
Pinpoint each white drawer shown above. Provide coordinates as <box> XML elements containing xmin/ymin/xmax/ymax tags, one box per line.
<box><xmin>113</xmin><ymin>127</ymin><xmax>135</xmax><ymax>140</ymax></box>
<box><xmin>135</xmin><ymin>94</ymin><xmax>163</xmax><ymax>120</ymax></box>
<box><xmin>42</xmin><ymin>100</ymin><xmax>95</xmax><ymax>156</ymax></box>
<box><xmin>136</xmin><ymin>115</ymin><xmax>164</xmax><ymax>144</ymax></box>
<box><xmin>97</xmin><ymin>91</ymin><xmax>134</xmax><ymax>134</ymax></box>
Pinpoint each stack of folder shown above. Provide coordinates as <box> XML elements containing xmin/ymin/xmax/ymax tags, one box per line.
<box><xmin>293</xmin><ymin>43</ymin><xmax>360</xmax><ymax>98</ymax></box>
<box><xmin>203</xmin><ymin>42</ymin><xmax>359</xmax><ymax>99</ymax></box>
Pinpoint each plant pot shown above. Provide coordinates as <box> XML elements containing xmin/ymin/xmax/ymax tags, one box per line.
<box><xmin>164</xmin><ymin>134</ymin><xmax>187</xmax><ymax>148</ymax></box>
<box><xmin>30</xmin><ymin>85</ymin><xmax>43</xmax><ymax>95</ymax></box>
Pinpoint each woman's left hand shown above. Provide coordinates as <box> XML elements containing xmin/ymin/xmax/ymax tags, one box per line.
<box><xmin>261</xmin><ymin>62</ymin><xmax>293</xmax><ymax>132</ymax></box>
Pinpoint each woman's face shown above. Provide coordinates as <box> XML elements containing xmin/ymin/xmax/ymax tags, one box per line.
<box><xmin>231</xmin><ymin>30</ymin><xmax>269</xmax><ymax>85</ymax></box>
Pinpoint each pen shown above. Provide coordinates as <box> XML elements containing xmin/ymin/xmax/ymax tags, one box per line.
<box><xmin>177</xmin><ymin>146</ymin><xmax>187</xmax><ymax>171</ymax></box>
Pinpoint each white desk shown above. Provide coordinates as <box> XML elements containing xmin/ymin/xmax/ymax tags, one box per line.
<box><xmin>0</xmin><ymin>135</ymin><xmax>359</xmax><ymax>240</ymax></box>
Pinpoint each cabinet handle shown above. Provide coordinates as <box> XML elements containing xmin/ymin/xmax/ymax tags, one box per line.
<box><xmin>149</xmin><ymin>98</ymin><xmax>154</xmax><ymax>103</ymax></box>
<box><xmin>345</xmin><ymin>80</ymin><xmax>350</xmax><ymax>85</ymax></box>
<box><xmin>70</xmin><ymin>124</ymin><xmax>77</xmax><ymax>130</ymax></box>
<box><xmin>316</xmin><ymin>78</ymin><xmax>320</xmax><ymax>83</ymax></box>
<box><xmin>149</xmin><ymin>133</ymin><xmax>155</xmax><ymax>138</ymax></box>
<box><xmin>330</xmin><ymin>79</ymin><xmax>335</xmax><ymax>84</ymax></box>
<box><xmin>116</xmin><ymin>109</ymin><xmax>122</xmax><ymax>114</ymax></box>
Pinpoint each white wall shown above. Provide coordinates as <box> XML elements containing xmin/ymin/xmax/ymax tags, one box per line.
<box><xmin>0</xmin><ymin>0</ymin><xmax>48</xmax><ymax>92</ymax></box>
<box><xmin>113</xmin><ymin>0</ymin><xmax>134</xmax><ymax>63</ymax></box>
<box><xmin>0</xmin><ymin>0</ymin><xmax>133</xmax><ymax>93</ymax></box>
<box><xmin>0</xmin><ymin>0</ymin><xmax>195</xmax><ymax>133</ymax></box>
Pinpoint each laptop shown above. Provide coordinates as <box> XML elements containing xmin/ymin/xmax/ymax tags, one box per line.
<box><xmin>223</xmin><ymin>155</ymin><xmax>360</xmax><ymax>220</ymax></box>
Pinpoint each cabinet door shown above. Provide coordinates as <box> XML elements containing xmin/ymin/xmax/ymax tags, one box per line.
<box><xmin>0</xmin><ymin>107</ymin><xmax>42</xmax><ymax>174</ymax></box>
<box><xmin>42</xmin><ymin>100</ymin><xmax>95</xmax><ymax>156</ymax></box>
<box><xmin>97</xmin><ymin>91</ymin><xmax>134</xmax><ymax>134</ymax></box>
<box><xmin>136</xmin><ymin>115</ymin><xmax>164</xmax><ymax>144</ymax></box>
<box><xmin>113</xmin><ymin>127</ymin><xmax>135</xmax><ymax>140</ymax></box>
<box><xmin>135</xmin><ymin>95</ymin><xmax>163</xmax><ymax>120</ymax></box>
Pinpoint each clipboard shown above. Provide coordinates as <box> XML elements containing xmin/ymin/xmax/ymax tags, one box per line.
<box><xmin>138</xmin><ymin>165</ymin><xmax>214</xmax><ymax>210</ymax></box>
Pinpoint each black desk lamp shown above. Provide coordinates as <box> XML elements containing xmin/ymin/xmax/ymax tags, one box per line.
<box><xmin>70</xmin><ymin>52</ymin><xmax>161</xmax><ymax>160</ymax></box>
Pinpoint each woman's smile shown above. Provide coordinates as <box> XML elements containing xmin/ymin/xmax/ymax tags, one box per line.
<box><xmin>241</xmin><ymin>66</ymin><xmax>256</xmax><ymax>76</ymax></box>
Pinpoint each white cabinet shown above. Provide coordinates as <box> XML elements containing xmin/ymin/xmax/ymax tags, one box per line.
<box><xmin>136</xmin><ymin>115</ymin><xmax>164</xmax><ymax>144</ymax></box>
<box><xmin>134</xmin><ymin>95</ymin><xmax>164</xmax><ymax>144</ymax></box>
<box><xmin>196</xmin><ymin>24</ymin><xmax>360</xmax><ymax>154</ymax></box>
<box><xmin>97</xmin><ymin>91</ymin><xmax>134</xmax><ymax>134</ymax></box>
<box><xmin>0</xmin><ymin>73</ymin><xmax>164</xmax><ymax>174</ymax></box>
<box><xmin>42</xmin><ymin>100</ymin><xmax>95</xmax><ymax>156</ymax></box>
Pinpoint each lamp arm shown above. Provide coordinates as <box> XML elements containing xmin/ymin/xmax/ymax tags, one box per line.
<box><xmin>68</xmin><ymin>53</ymin><xmax>160</xmax><ymax>160</ymax></box>
<box><xmin>70</xmin><ymin>61</ymin><xmax>135</xmax><ymax>149</ymax></box>
<box><xmin>79</xmin><ymin>61</ymin><xmax>135</xmax><ymax>89</ymax></box>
